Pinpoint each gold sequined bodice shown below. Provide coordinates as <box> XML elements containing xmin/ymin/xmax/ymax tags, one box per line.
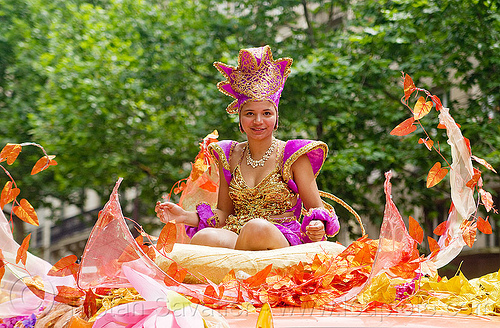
<box><xmin>225</xmin><ymin>161</ymin><xmax>298</xmax><ymax>233</ymax></box>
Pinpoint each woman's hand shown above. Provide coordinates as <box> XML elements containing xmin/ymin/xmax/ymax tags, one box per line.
<box><xmin>155</xmin><ymin>201</ymin><xmax>188</xmax><ymax>224</ymax></box>
<box><xmin>305</xmin><ymin>219</ymin><xmax>325</xmax><ymax>242</ymax></box>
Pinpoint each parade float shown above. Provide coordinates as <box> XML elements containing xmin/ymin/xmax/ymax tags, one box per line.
<box><xmin>0</xmin><ymin>74</ymin><xmax>499</xmax><ymax>327</ymax></box>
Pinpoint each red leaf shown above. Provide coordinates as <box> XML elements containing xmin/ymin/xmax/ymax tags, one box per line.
<box><xmin>31</xmin><ymin>155</ymin><xmax>57</xmax><ymax>175</ymax></box>
<box><xmin>409</xmin><ymin>216</ymin><xmax>424</xmax><ymax>244</ymax></box>
<box><xmin>466</xmin><ymin>168</ymin><xmax>481</xmax><ymax>189</ymax></box>
<box><xmin>13</xmin><ymin>199</ymin><xmax>39</xmax><ymax>226</ymax></box>
<box><xmin>477</xmin><ymin>217</ymin><xmax>493</xmax><ymax>234</ymax></box>
<box><xmin>352</xmin><ymin>244</ymin><xmax>373</xmax><ymax>265</ymax></box>
<box><xmin>403</xmin><ymin>73</ymin><xmax>416</xmax><ymax>101</ymax></box>
<box><xmin>471</xmin><ymin>155</ymin><xmax>497</xmax><ymax>174</ymax></box>
<box><xmin>413</xmin><ymin>96</ymin><xmax>433</xmax><ymax>120</ymax></box>
<box><xmin>427</xmin><ymin>236</ymin><xmax>440</xmax><ymax>253</ymax></box>
<box><xmin>427</xmin><ymin>162</ymin><xmax>448</xmax><ymax>188</ymax></box>
<box><xmin>390</xmin><ymin>117</ymin><xmax>417</xmax><ymax>136</ymax></box>
<box><xmin>418</xmin><ymin>138</ymin><xmax>434</xmax><ymax>151</ymax></box>
<box><xmin>434</xmin><ymin>221</ymin><xmax>448</xmax><ymax>236</ymax></box>
<box><xmin>16</xmin><ymin>233</ymin><xmax>31</xmax><ymax>265</ymax></box>
<box><xmin>48</xmin><ymin>255</ymin><xmax>79</xmax><ymax>277</ymax></box>
<box><xmin>0</xmin><ymin>181</ymin><xmax>20</xmax><ymax>209</ymax></box>
<box><xmin>0</xmin><ymin>143</ymin><xmax>22</xmax><ymax>165</ymax></box>
<box><xmin>244</xmin><ymin>264</ymin><xmax>273</xmax><ymax>288</ymax></box>
<box><xmin>156</xmin><ymin>222</ymin><xmax>176</xmax><ymax>252</ymax></box>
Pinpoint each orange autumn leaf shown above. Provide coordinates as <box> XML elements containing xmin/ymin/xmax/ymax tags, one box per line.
<box><xmin>390</xmin><ymin>117</ymin><xmax>417</xmax><ymax>136</ymax></box>
<box><xmin>479</xmin><ymin>188</ymin><xmax>494</xmax><ymax>212</ymax></box>
<box><xmin>23</xmin><ymin>275</ymin><xmax>45</xmax><ymax>300</ymax></box>
<box><xmin>48</xmin><ymin>255</ymin><xmax>80</xmax><ymax>277</ymax></box>
<box><xmin>471</xmin><ymin>155</ymin><xmax>497</xmax><ymax>174</ymax></box>
<box><xmin>426</xmin><ymin>162</ymin><xmax>448</xmax><ymax>188</ymax></box>
<box><xmin>413</xmin><ymin>96</ymin><xmax>433</xmax><ymax>120</ymax></box>
<box><xmin>427</xmin><ymin>236</ymin><xmax>440</xmax><ymax>253</ymax></box>
<box><xmin>409</xmin><ymin>216</ymin><xmax>424</xmax><ymax>244</ymax></box>
<box><xmin>0</xmin><ymin>143</ymin><xmax>22</xmax><ymax>165</ymax></box>
<box><xmin>418</xmin><ymin>138</ymin><xmax>434</xmax><ymax>151</ymax></box>
<box><xmin>0</xmin><ymin>250</ymin><xmax>5</xmax><ymax>284</ymax></box>
<box><xmin>437</xmin><ymin>122</ymin><xmax>461</xmax><ymax>129</ymax></box>
<box><xmin>352</xmin><ymin>244</ymin><xmax>373</xmax><ymax>265</ymax></box>
<box><xmin>83</xmin><ymin>289</ymin><xmax>100</xmax><ymax>319</ymax></box>
<box><xmin>403</xmin><ymin>73</ymin><xmax>416</xmax><ymax>101</ymax></box>
<box><xmin>31</xmin><ymin>155</ymin><xmax>57</xmax><ymax>175</ymax></box>
<box><xmin>0</xmin><ymin>181</ymin><xmax>20</xmax><ymax>209</ymax></box>
<box><xmin>244</xmin><ymin>264</ymin><xmax>273</xmax><ymax>288</ymax></box>
<box><xmin>466</xmin><ymin>168</ymin><xmax>482</xmax><ymax>189</ymax></box>
<box><xmin>156</xmin><ymin>222</ymin><xmax>176</xmax><ymax>252</ymax></box>
<box><xmin>434</xmin><ymin>221</ymin><xmax>448</xmax><ymax>236</ymax></box>
<box><xmin>68</xmin><ymin>316</ymin><xmax>94</xmax><ymax>328</ymax></box>
<box><xmin>477</xmin><ymin>217</ymin><xmax>493</xmax><ymax>234</ymax></box>
<box><xmin>461</xmin><ymin>221</ymin><xmax>477</xmax><ymax>248</ymax></box>
<box><xmin>54</xmin><ymin>285</ymin><xmax>85</xmax><ymax>306</ymax></box>
<box><xmin>164</xmin><ymin>262</ymin><xmax>188</xmax><ymax>286</ymax></box>
<box><xmin>199</xmin><ymin>179</ymin><xmax>217</xmax><ymax>192</ymax></box>
<box><xmin>431</xmin><ymin>95</ymin><xmax>443</xmax><ymax>111</ymax></box>
<box><xmin>12</xmin><ymin>199</ymin><xmax>39</xmax><ymax>226</ymax></box>
<box><xmin>16</xmin><ymin>233</ymin><xmax>31</xmax><ymax>265</ymax></box>
<box><xmin>463</xmin><ymin>137</ymin><xmax>472</xmax><ymax>156</ymax></box>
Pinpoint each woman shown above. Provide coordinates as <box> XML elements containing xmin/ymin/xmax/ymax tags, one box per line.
<box><xmin>156</xmin><ymin>45</ymin><xmax>339</xmax><ymax>250</ymax></box>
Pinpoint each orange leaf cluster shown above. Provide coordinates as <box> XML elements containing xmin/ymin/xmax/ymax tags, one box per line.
<box><xmin>0</xmin><ymin>181</ymin><xmax>20</xmax><ymax>209</ymax></box>
<box><xmin>13</xmin><ymin>199</ymin><xmax>39</xmax><ymax>226</ymax></box>
<box><xmin>0</xmin><ymin>143</ymin><xmax>22</xmax><ymax>165</ymax></box>
<box><xmin>460</xmin><ymin>220</ymin><xmax>477</xmax><ymax>248</ymax></box>
<box><xmin>164</xmin><ymin>262</ymin><xmax>188</xmax><ymax>286</ymax></box>
<box><xmin>212</xmin><ymin>237</ymin><xmax>379</xmax><ymax>309</ymax></box>
<box><xmin>55</xmin><ymin>285</ymin><xmax>85</xmax><ymax>306</ymax></box>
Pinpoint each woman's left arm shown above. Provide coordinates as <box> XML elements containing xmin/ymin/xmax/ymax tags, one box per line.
<box><xmin>292</xmin><ymin>154</ymin><xmax>340</xmax><ymax>242</ymax></box>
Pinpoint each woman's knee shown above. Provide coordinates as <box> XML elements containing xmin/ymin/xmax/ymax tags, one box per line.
<box><xmin>236</xmin><ymin>219</ymin><xmax>288</xmax><ymax>250</ymax></box>
<box><xmin>190</xmin><ymin>228</ymin><xmax>236</xmax><ymax>248</ymax></box>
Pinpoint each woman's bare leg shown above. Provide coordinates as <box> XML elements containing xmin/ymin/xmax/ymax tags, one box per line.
<box><xmin>190</xmin><ymin>228</ymin><xmax>238</xmax><ymax>249</ymax></box>
<box><xmin>234</xmin><ymin>219</ymin><xmax>289</xmax><ymax>250</ymax></box>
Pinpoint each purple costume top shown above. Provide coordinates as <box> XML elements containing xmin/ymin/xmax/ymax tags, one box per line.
<box><xmin>208</xmin><ymin>139</ymin><xmax>328</xmax><ymax>245</ymax></box>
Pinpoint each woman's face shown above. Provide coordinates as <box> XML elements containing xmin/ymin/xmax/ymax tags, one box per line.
<box><xmin>239</xmin><ymin>101</ymin><xmax>277</xmax><ymax>140</ymax></box>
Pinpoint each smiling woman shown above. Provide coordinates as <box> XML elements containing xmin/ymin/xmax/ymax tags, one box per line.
<box><xmin>155</xmin><ymin>45</ymin><xmax>340</xmax><ymax>251</ymax></box>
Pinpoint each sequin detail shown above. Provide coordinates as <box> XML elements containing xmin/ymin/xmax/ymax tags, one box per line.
<box><xmin>225</xmin><ymin>164</ymin><xmax>298</xmax><ymax>234</ymax></box>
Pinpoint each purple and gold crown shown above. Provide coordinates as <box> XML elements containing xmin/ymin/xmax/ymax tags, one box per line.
<box><xmin>214</xmin><ymin>45</ymin><xmax>293</xmax><ymax>114</ymax></box>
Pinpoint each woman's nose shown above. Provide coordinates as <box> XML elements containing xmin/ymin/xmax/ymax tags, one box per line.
<box><xmin>254</xmin><ymin>114</ymin><xmax>263</xmax><ymax>122</ymax></box>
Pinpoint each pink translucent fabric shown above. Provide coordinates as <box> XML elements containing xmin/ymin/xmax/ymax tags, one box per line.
<box><xmin>0</xmin><ymin>211</ymin><xmax>75</xmax><ymax>317</ymax></box>
<box><xmin>77</xmin><ymin>179</ymin><xmax>206</xmax><ymax>301</ymax></box>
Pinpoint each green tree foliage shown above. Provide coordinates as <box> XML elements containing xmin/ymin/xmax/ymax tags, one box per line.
<box><xmin>0</xmin><ymin>0</ymin><xmax>498</xmax><ymax>241</ymax></box>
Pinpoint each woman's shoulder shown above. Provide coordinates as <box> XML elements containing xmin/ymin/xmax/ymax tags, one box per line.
<box><xmin>282</xmin><ymin>139</ymin><xmax>328</xmax><ymax>182</ymax></box>
<box><xmin>208</xmin><ymin>140</ymin><xmax>246</xmax><ymax>167</ymax></box>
